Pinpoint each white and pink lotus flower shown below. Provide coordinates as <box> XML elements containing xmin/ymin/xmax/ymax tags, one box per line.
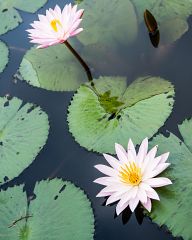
<box><xmin>27</xmin><ymin>4</ymin><xmax>84</xmax><ymax>49</ymax></box>
<box><xmin>94</xmin><ymin>138</ymin><xmax>172</xmax><ymax>215</ymax></box>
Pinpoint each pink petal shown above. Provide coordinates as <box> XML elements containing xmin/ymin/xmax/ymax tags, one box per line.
<box><xmin>147</xmin><ymin>163</ymin><xmax>170</xmax><ymax>179</ymax></box>
<box><xmin>106</xmin><ymin>191</ymin><xmax>127</xmax><ymax>205</ymax></box>
<box><xmin>146</xmin><ymin>188</ymin><xmax>160</xmax><ymax>200</ymax></box>
<box><xmin>159</xmin><ymin>152</ymin><xmax>170</xmax><ymax>164</ymax></box>
<box><xmin>137</xmin><ymin>187</ymin><xmax>148</xmax><ymax>203</ymax></box>
<box><xmin>70</xmin><ymin>28</ymin><xmax>83</xmax><ymax>37</ymax></box>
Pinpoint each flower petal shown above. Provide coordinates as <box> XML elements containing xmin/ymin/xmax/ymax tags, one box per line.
<box><xmin>142</xmin><ymin>198</ymin><xmax>152</xmax><ymax>212</ymax></box>
<box><xmin>127</xmin><ymin>139</ymin><xmax>136</xmax><ymax>159</ymax></box>
<box><xmin>129</xmin><ymin>197</ymin><xmax>140</xmax><ymax>212</ymax></box>
<box><xmin>115</xmin><ymin>143</ymin><xmax>128</xmax><ymax>163</ymax></box>
<box><xmin>93</xmin><ymin>177</ymin><xmax>118</xmax><ymax>186</ymax></box>
<box><xmin>116</xmin><ymin>201</ymin><xmax>129</xmax><ymax>215</ymax></box>
<box><xmin>103</xmin><ymin>153</ymin><xmax>121</xmax><ymax>170</ymax></box>
<box><xmin>137</xmin><ymin>138</ymin><xmax>148</xmax><ymax>165</ymax></box>
<box><xmin>94</xmin><ymin>164</ymin><xmax>117</xmax><ymax>177</ymax></box>
<box><xmin>144</xmin><ymin>177</ymin><xmax>172</xmax><ymax>188</ymax></box>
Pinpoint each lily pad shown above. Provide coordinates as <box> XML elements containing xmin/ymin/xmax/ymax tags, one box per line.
<box><xmin>131</xmin><ymin>0</ymin><xmax>192</xmax><ymax>44</ymax></box>
<box><xmin>67</xmin><ymin>76</ymin><xmax>174</xmax><ymax>153</ymax></box>
<box><xmin>78</xmin><ymin>0</ymin><xmax>138</xmax><ymax>47</ymax></box>
<box><xmin>0</xmin><ymin>0</ymin><xmax>47</xmax><ymax>35</ymax></box>
<box><xmin>0</xmin><ymin>41</ymin><xmax>9</xmax><ymax>73</ymax></box>
<box><xmin>148</xmin><ymin>118</ymin><xmax>192</xmax><ymax>240</ymax></box>
<box><xmin>0</xmin><ymin>96</ymin><xmax>49</xmax><ymax>184</ymax></box>
<box><xmin>0</xmin><ymin>179</ymin><xmax>95</xmax><ymax>240</ymax></box>
<box><xmin>18</xmin><ymin>44</ymin><xmax>87</xmax><ymax>91</ymax></box>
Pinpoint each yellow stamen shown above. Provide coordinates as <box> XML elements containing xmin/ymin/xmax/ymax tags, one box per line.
<box><xmin>119</xmin><ymin>162</ymin><xmax>142</xmax><ymax>186</ymax></box>
<box><xmin>50</xmin><ymin>19</ymin><xmax>62</xmax><ymax>32</ymax></box>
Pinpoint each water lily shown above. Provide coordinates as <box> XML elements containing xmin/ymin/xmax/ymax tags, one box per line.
<box><xmin>27</xmin><ymin>4</ymin><xmax>84</xmax><ymax>49</ymax></box>
<box><xmin>94</xmin><ymin>138</ymin><xmax>172</xmax><ymax>215</ymax></box>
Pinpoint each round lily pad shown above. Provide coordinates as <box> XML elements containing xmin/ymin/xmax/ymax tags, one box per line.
<box><xmin>0</xmin><ymin>96</ymin><xmax>49</xmax><ymax>184</ymax></box>
<box><xmin>0</xmin><ymin>0</ymin><xmax>47</xmax><ymax>35</ymax></box>
<box><xmin>18</xmin><ymin>44</ymin><xmax>87</xmax><ymax>91</ymax></box>
<box><xmin>148</xmin><ymin>118</ymin><xmax>192</xmax><ymax>240</ymax></box>
<box><xmin>0</xmin><ymin>179</ymin><xmax>95</xmax><ymax>240</ymax></box>
<box><xmin>67</xmin><ymin>76</ymin><xmax>175</xmax><ymax>153</ymax></box>
<box><xmin>0</xmin><ymin>41</ymin><xmax>8</xmax><ymax>73</ymax></box>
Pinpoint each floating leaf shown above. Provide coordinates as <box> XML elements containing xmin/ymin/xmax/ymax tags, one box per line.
<box><xmin>0</xmin><ymin>179</ymin><xmax>95</xmax><ymax>240</ymax></box>
<box><xmin>0</xmin><ymin>41</ymin><xmax>8</xmax><ymax>73</ymax></box>
<box><xmin>18</xmin><ymin>44</ymin><xmax>87</xmax><ymax>91</ymax></box>
<box><xmin>0</xmin><ymin>0</ymin><xmax>47</xmax><ymax>35</ymax></box>
<box><xmin>131</xmin><ymin>0</ymin><xmax>192</xmax><ymax>44</ymax></box>
<box><xmin>0</xmin><ymin>96</ymin><xmax>49</xmax><ymax>184</ymax></box>
<box><xmin>78</xmin><ymin>0</ymin><xmax>138</xmax><ymax>47</ymax></box>
<box><xmin>68</xmin><ymin>76</ymin><xmax>174</xmax><ymax>153</ymax></box>
<box><xmin>148</xmin><ymin>118</ymin><xmax>192</xmax><ymax>240</ymax></box>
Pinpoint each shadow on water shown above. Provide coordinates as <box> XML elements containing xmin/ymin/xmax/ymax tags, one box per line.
<box><xmin>0</xmin><ymin>0</ymin><xmax>192</xmax><ymax>239</ymax></box>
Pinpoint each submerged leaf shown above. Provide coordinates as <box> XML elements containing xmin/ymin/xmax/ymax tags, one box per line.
<box><xmin>131</xmin><ymin>0</ymin><xmax>192</xmax><ymax>44</ymax></box>
<box><xmin>68</xmin><ymin>76</ymin><xmax>174</xmax><ymax>153</ymax></box>
<box><xmin>18</xmin><ymin>44</ymin><xmax>87</xmax><ymax>91</ymax></box>
<box><xmin>78</xmin><ymin>0</ymin><xmax>138</xmax><ymax>46</ymax></box>
<box><xmin>0</xmin><ymin>96</ymin><xmax>49</xmax><ymax>184</ymax></box>
<box><xmin>148</xmin><ymin>118</ymin><xmax>192</xmax><ymax>240</ymax></box>
<box><xmin>0</xmin><ymin>41</ymin><xmax>8</xmax><ymax>73</ymax></box>
<box><xmin>0</xmin><ymin>0</ymin><xmax>47</xmax><ymax>35</ymax></box>
<box><xmin>0</xmin><ymin>179</ymin><xmax>95</xmax><ymax>240</ymax></box>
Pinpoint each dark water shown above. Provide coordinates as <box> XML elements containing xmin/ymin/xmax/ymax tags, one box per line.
<box><xmin>1</xmin><ymin>0</ymin><xmax>192</xmax><ymax>239</ymax></box>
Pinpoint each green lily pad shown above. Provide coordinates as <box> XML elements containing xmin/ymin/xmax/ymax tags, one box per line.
<box><xmin>131</xmin><ymin>0</ymin><xmax>192</xmax><ymax>44</ymax></box>
<box><xmin>67</xmin><ymin>76</ymin><xmax>174</xmax><ymax>153</ymax></box>
<box><xmin>0</xmin><ymin>96</ymin><xmax>49</xmax><ymax>184</ymax></box>
<box><xmin>0</xmin><ymin>179</ymin><xmax>95</xmax><ymax>240</ymax></box>
<box><xmin>0</xmin><ymin>41</ymin><xmax>9</xmax><ymax>73</ymax></box>
<box><xmin>78</xmin><ymin>0</ymin><xmax>138</xmax><ymax>47</ymax></box>
<box><xmin>0</xmin><ymin>0</ymin><xmax>47</xmax><ymax>35</ymax></box>
<box><xmin>148</xmin><ymin>118</ymin><xmax>192</xmax><ymax>240</ymax></box>
<box><xmin>18</xmin><ymin>44</ymin><xmax>87</xmax><ymax>91</ymax></box>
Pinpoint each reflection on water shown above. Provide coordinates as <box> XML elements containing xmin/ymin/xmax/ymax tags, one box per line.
<box><xmin>0</xmin><ymin>0</ymin><xmax>192</xmax><ymax>239</ymax></box>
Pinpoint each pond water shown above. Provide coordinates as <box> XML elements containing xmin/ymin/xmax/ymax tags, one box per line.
<box><xmin>1</xmin><ymin>0</ymin><xmax>192</xmax><ymax>239</ymax></box>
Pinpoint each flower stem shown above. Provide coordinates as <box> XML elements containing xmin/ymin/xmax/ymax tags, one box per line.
<box><xmin>64</xmin><ymin>41</ymin><xmax>93</xmax><ymax>83</ymax></box>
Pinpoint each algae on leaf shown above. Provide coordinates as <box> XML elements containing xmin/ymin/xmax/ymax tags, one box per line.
<box><xmin>0</xmin><ymin>41</ymin><xmax>9</xmax><ymax>73</ymax></box>
<box><xmin>19</xmin><ymin>44</ymin><xmax>87</xmax><ymax>91</ymax></box>
<box><xmin>0</xmin><ymin>179</ymin><xmax>95</xmax><ymax>240</ymax></box>
<box><xmin>0</xmin><ymin>0</ymin><xmax>47</xmax><ymax>35</ymax></box>
<box><xmin>0</xmin><ymin>96</ymin><xmax>49</xmax><ymax>184</ymax></box>
<box><xmin>68</xmin><ymin>76</ymin><xmax>174</xmax><ymax>154</ymax></box>
<box><xmin>148</xmin><ymin>118</ymin><xmax>192</xmax><ymax>240</ymax></box>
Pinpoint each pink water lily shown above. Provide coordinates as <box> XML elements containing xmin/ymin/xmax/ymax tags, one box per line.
<box><xmin>27</xmin><ymin>4</ymin><xmax>84</xmax><ymax>49</ymax></box>
<box><xmin>94</xmin><ymin>138</ymin><xmax>172</xmax><ymax>215</ymax></box>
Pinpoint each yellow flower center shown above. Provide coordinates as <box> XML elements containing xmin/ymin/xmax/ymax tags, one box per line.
<box><xmin>119</xmin><ymin>162</ymin><xmax>142</xmax><ymax>186</ymax></box>
<box><xmin>50</xmin><ymin>19</ymin><xmax>62</xmax><ymax>32</ymax></box>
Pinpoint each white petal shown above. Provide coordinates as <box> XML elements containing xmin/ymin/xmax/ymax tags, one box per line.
<box><xmin>159</xmin><ymin>152</ymin><xmax>170</xmax><ymax>164</ymax></box>
<box><xmin>118</xmin><ymin>187</ymin><xmax>137</xmax><ymax>208</ymax></box>
<box><xmin>146</xmin><ymin>188</ymin><xmax>160</xmax><ymax>201</ymax></box>
<box><xmin>127</xmin><ymin>139</ymin><xmax>136</xmax><ymax>159</ymax></box>
<box><xmin>147</xmin><ymin>163</ymin><xmax>170</xmax><ymax>179</ymax></box>
<box><xmin>94</xmin><ymin>164</ymin><xmax>117</xmax><ymax>177</ymax></box>
<box><xmin>129</xmin><ymin>197</ymin><xmax>139</xmax><ymax>212</ymax></box>
<box><xmin>116</xmin><ymin>201</ymin><xmax>129</xmax><ymax>215</ymax></box>
<box><xmin>137</xmin><ymin>187</ymin><xmax>148</xmax><ymax>203</ymax></box>
<box><xmin>115</xmin><ymin>143</ymin><xmax>128</xmax><ymax>163</ymax></box>
<box><xmin>141</xmin><ymin>145</ymin><xmax>158</xmax><ymax>174</ymax></box>
<box><xmin>144</xmin><ymin>177</ymin><xmax>172</xmax><ymax>188</ymax></box>
<box><xmin>142</xmin><ymin>198</ymin><xmax>152</xmax><ymax>212</ymax></box>
<box><xmin>103</xmin><ymin>153</ymin><xmax>121</xmax><ymax>170</ymax></box>
<box><xmin>94</xmin><ymin>177</ymin><xmax>118</xmax><ymax>186</ymax></box>
<box><xmin>106</xmin><ymin>191</ymin><xmax>127</xmax><ymax>205</ymax></box>
<box><xmin>96</xmin><ymin>189</ymin><xmax>113</xmax><ymax>197</ymax></box>
<box><xmin>137</xmin><ymin>138</ymin><xmax>148</xmax><ymax>165</ymax></box>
